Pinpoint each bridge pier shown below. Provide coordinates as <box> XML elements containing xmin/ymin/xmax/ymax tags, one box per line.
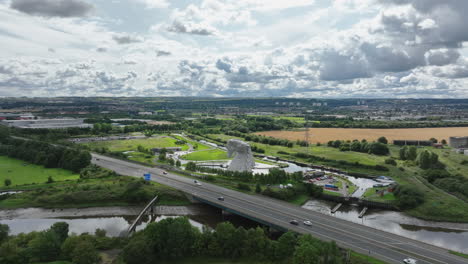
<box><xmin>358</xmin><ymin>207</ymin><xmax>368</xmax><ymax>218</ymax></box>
<box><xmin>331</xmin><ymin>203</ymin><xmax>343</xmax><ymax>213</ymax></box>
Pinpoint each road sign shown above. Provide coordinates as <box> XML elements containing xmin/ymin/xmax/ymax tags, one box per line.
<box><xmin>144</xmin><ymin>173</ymin><xmax>151</xmax><ymax>181</ymax></box>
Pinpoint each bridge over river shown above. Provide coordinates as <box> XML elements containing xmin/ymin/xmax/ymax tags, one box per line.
<box><xmin>92</xmin><ymin>153</ymin><xmax>468</xmax><ymax>264</ymax></box>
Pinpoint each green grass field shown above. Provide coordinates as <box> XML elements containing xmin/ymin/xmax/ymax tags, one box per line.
<box><xmin>424</xmin><ymin>147</ymin><xmax>468</xmax><ymax>179</ymax></box>
<box><xmin>172</xmin><ymin>135</ymin><xmax>211</xmax><ymax>150</ymax></box>
<box><xmin>182</xmin><ymin>149</ymin><xmax>229</xmax><ymax>161</ymax></box>
<box><xmin>207</xmin><ymin>134</ymin><xmax>382</xmax><ymax>166</ymax></box>
<box><xmin>83</xmin><ymin>136</ymin><xmax>189</xmax><ymax>152</ymax></box>
<box><xmin>0</xmin><ymin>156</ymin><xmax>79</xmax><ymax>188</ymax></box>
<box><xmin>0</xmin><ymin>174</ymin><xmax>190</xmax><ymax>209</ymax></box>
<box><xmin>363</xmin><ymin>187</ymin><xmax>396</xmax><ymax>201</ymax></box>
<box><xmin>126</xmin><ymin>151</ymin><xmax>155</xmax><ymax>164</ymax></box>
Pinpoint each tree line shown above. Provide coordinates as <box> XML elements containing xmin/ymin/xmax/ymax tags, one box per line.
<box><xmin>0</xmin><ymin>222</ymin><xmax>116</xmax><ymax>264</ymax></box>
<box><xmin>123</xmin><ymin>217</ymin><xmax>344</xmax><ymax>264</ymax></box>
<box><xmin>0</xmin><ymin>137</ymin><xmax>91</xmax><ymax>173</ymax></box>
<box><xmin>327</xmin><ymin>138</ymin><xmax>390</xmax><ymax>156</ymax></box>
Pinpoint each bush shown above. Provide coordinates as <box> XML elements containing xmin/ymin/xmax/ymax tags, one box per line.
<box><xmin>237</xmin><ymin>183</ymin><xmax>251</xmax><ymax>191</ymax></box>
<box><xmin>4</xmin><ymin>178</ymin><xmax>11</xmax><ymax>187</ymax></box>
<box><xmin>385</xmin><ymin>158</ymin><xmax>397</xmax><ymax>166</ymax></box>
<box><xmin>394</xmin><ymin>185</ymin><xmax>424</xmax><ymax>209</ymax></box>
<box><xmin>377</xmin><ymin>136</ymin><xmax>388</xmax><ymax>144</ymax></box>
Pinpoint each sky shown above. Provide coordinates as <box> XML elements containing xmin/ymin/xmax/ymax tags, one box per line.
<box><xmin>1</xmin><ymin>0</ymin><xmax>468</xmax><ymax>98</ymax></box>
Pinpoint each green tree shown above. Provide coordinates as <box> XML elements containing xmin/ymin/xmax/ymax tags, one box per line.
<box><xmin>368</xmin><ymin>142</ymin><xmax>389</xmax><ymax>155</ymax></box>
<box><xmin>47</xmin><ymin>176</ymin><xmax>54</xmax><ymax>183</ymax></box>
<box><xmin>51</xmin><ymin>222</ymin><xmax>69</xmax><ymax>244</ymax></box>
<box><xmin>144</xmin><ymin>130</ymin><xmax>155</xmax><ymax>137</ymax></box>
<box><xmin>275</xmin><ymin>231</ymin><xmax>297</xmax><ymax>260</ymax></box>
<box><xmin>417</xmin><ymin>150</ymin><xmax>438</xmax><ymax>169</ymax></box>
<box><xmin>158</xmin><ymin>152</ymin><xmax>166</xmax><ymax>161</ymax></box>
<box><xmin>429</xmin><ymin>137</ymin><xmax>438</xmax><ymax>143</ymax></box>
<box><xmin>0</xmin><ymin>223</ymin><xmax>9</xmax><ymax>243</ymax></box>
<box><xmin>407</xmin><ymin>146</ymin><xmax>418</xmax><ymax>161</ymax></box>
<box><xmin>145</xmin><ymin>217</ymin><xmax>200</xmax><ymax>259</ymax></box>
<box><xmin>293</xmin><ymin>241</ymin><xmax>319</xmax><ymax>264</ymax></box>
<box><xmin>0</xmin><ymin>240</ymin><xmax>26</xmax><ymax>264</ymax></box>
<box><xmin>0</xmin><ymin>126</ymin><xmax>10</xmax><ymax>142</ymax></box>
<box><xmin>122</xmin><ymin>234</ymin><xmax>154</xmax><ymax>264</ymax></box>
<box><xmin>350</xmin><ymin>141</ymin><xmax>361</xmax><ymax>152</ymax></box>
<box><xmin>399</xmin><ymin>146</ymin><xmax>408</xmax><ymax>160</ymax></box>
<box><xmin>186</xmin><ymin>162</ymin><xmax>197</xmax><ymax>172</ymax></box>
<box><xmin>255</xmin><ymin>183</ymin><xmax>262</xmax><ymax>193</ymax></box>
<box><xmin>441</xmin><ymin>139</ymin><xmax>447</xmax><ymax>145</ymax></box>
<box><xmin>377</xmin><ymin>136</ymin><xmax>388</xmax><ymax>144</ymax></box>
<box><xmin>4</xmin><ymin>178</ymin><xmax>11</xmax><ymax>187</ymax></box>
<box><xmin>27</xmin><ymin>230</ymin><xmax>62</xmax><ymax>262</ymax></box>
<box><xmin>176</xmin><ymin>160</ymin><xmax>181</xmax><ymax>167</ymax></box>
<box><xmin>71</xmin><ymin>240</ymin><xmax>100</xmax><ymax>264</ymax></box>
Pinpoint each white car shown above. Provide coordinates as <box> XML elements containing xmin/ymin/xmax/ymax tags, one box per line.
<box><xmin>196</xmin><ymin>182</ymin><xmax>202</xmax><ymax>186</ymax></box>
<box><xmin>303</xmin><ymin>220</ymin><xmax>312</xmax><ymax>226</ymax></box>
<box><xmin>403</xmin><ymin>258</ymin><xmax>417</xmax><ymax>264</ymax></box>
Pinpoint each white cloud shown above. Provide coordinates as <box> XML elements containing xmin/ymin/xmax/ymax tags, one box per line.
<box><xmin>132</xmin><ymin>0</ymin><xmax>169</xmax><ymax>9</ymax></box>
<box><xmin>1</xmin><ymin>0</ymin><xmax>468</xmax><ymax>98</ymax></box>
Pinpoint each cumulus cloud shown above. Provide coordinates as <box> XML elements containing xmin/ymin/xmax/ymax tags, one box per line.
<box><xmin>425</xmin><ymin>48</ymin><xmax>459</xmax><ymax>66</ymax></box>
<box><xmin>10</xmin><ymin>0</ymin><xmax>94</xmax><ymax>18</ymax></box>
<box><xmin>317</xmin><ymin>49</ymin><xmax>371</xmax><ymax>81</ymax></box>
<box><xmin>166</xmin><ymin>20</ymin><xmax>217</xmax><ymax>35</ymax></box>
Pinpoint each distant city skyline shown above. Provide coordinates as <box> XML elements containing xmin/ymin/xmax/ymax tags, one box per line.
<box><xmin>1</xmin><ymin>0</ymin><xmax>468</xmax><ymax>98</ymax></box>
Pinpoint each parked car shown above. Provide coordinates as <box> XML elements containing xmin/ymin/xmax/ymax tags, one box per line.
<box><xmin>289</xmin><ymin>220</ymin><xmax>299</xmax><ymax>225</ymax></box>
<box><xmin>303</xmin><ymin>220</ymin><xmax>312</xmax><ymax>226</ymax></box>
<box><xmin>217</xmin><ymin>196</ymin><xmax>224</xmax><ymax>201</ymax></box>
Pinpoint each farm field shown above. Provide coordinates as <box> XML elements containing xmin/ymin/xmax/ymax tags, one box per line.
<box><xmin>256</xmin><ymin>127</ymin><xmax>468</xmax><ymax>143</ymax></box>
<box><xmin>0</xmin><ymin>156</ymin><xmax>79</xmax><ymax>187</ymax></box>
<box><xmin>82</xmin><ymin>136</ymin><xmax>189</xmax><ymax>152</ymax></box>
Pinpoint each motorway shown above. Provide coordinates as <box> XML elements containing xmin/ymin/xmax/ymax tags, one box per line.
<box><xmin>92</xmin><ymin>153</ymin><xmax>468</xmax><ymax>264</ymax></box>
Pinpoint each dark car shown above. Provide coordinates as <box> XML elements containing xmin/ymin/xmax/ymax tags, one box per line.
<box><xmin>217</xmin><ymin>196</ymin><xmax>224</xmax><ymax>201</ymax></box>
<box><xmin>289</xmin><ymin>220</ymin><xmax>299</xmax><ymax>225</ymax></box>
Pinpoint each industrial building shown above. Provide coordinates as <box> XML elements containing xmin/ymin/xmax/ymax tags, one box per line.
<box><xmin>449</xmin><ymin>136</ymin><xmax>468</xmax><ymax>148</ymax></box>
<box><xmin>1</xmin><ymin>118</ymin><xmax>92</xmax><ymax>129</ymax></box>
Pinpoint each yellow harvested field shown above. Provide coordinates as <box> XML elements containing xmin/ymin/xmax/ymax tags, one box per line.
<box><xmin>256</xmin><ymin>127</ymin><xmax>468</xmax><ymax>143</ymax></box>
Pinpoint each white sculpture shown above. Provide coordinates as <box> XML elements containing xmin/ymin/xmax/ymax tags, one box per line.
<box><xmin>226</xmin><ymin>139</ymin><xmax>255</xmax><ymax>172</ymax></box>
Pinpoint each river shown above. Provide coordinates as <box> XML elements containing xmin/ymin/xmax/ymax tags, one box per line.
<box><xmin>0</xmin><ymin>205</ymin><xmax>262</xmax><ymax>237</ymax></box>
<box><xmin>303</xmin><ymin>199</ymin><xmax>468</xmax><ymax>253</ymax></box>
